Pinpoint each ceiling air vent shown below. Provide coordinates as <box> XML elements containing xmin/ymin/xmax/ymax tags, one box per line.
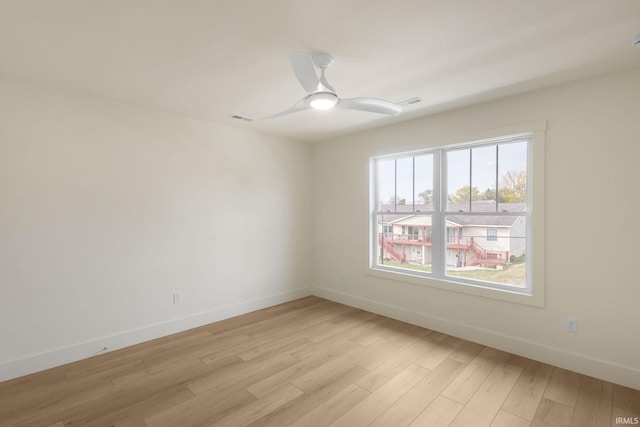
<box><xmin>230</xmin><ymin>114</ymin><xmax>253</xmax><ymax>122</ymax></box>
<box><xmin>399</xmin><ymin>97</ymin><xmax>422</xmax><ymax>106</ymax></box>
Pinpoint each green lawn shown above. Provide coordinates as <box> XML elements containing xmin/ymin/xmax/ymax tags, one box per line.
<box><xmin>378</xmin><ymin>260</ymin><xmax>432</xmax><ymax>272</ymax></box>
<box><xmin>377</xmin><ymin>260</ymin><xmax>526</xmax><ymax>287</ymax></box>
<box><xmin>447</xmin><ymin>263</ymin><xmax>526</xmax><ymax>287</ymax></box>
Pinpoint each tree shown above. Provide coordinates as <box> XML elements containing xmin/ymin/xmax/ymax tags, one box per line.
<box><xmin>449</xmin><ymin>185</ymin><xmax>480</xmax><ymax>203</ymax></box>
<box><xmin>449</xmin><ymin>171</ymin><xmax>527</xmax><ymax>204</ymax></box>
<box><xmin>498</xmin><ymin>170</ymin><xmax>526</xmax><ymax>202</ymax></box>
<box><xmin>418</xmin><ymin>189</ymin><xmax>432</xmax><ymax>204</ymax></box>
<box><xmin>482</xmin><ymin>188</ymin><xmax>496</xmax><ymax>201</ymax></box>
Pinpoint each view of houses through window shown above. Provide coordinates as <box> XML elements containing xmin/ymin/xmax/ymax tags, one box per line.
<box><xmin>372</xmin><ymin>137</ymin><xmax>530</xmax><ymax>291</ymax></box>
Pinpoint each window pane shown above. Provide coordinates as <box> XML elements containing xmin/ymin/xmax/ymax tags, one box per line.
<box><xmin>498</xmin><ymin>141</ymin><xmax>528</xmax><ymax>212</ymax></box>
<box><xmin>376</xmin><ymin>159</ymin><xmax>395</xmax><ymax>211</ymax></box>
<box><xmin>414</xmin><ymin>154</ymin><xmax>433</xmax><ymax>212</ymax></box>
<box><xmin>444</xmin><ymin>214</ymin><xmax>527</xmax><ymax>287</ymax></box>
<box><xmin>447</xmin><ymin>149</ymin><xmax>471</xmax><ymax>211</ymax></box>
<box><xmin>376</xmin><ymin>213</ymin><xmax>432</xmax><ymax>273</ymax></box>
<box><xmin>471</xmin><ymin>145</ymin><xmax>497</xmax><ymax>212</ymax></box>
<box><xmin>396</xmin><ymin>157</ymin><xmax>413</xmax><ymax>210</ymax></box>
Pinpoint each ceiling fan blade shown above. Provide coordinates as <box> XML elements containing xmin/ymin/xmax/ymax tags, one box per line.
<box><xmin>337</xmin><ymin>98</ymin><xmax>403</xmax><ymax>116</ymax></box>
<box><xmin>260</xmin><ymin>98</ymin><xmax>311</xmax><ymax>120</ymax></box>
<box><xmin>289</xmin><ymin>52</ymin><xmax>321</xmax><ymax>94</ymax></box>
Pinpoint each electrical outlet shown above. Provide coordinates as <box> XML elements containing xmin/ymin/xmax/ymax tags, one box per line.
<box><xmin>173</xmin><ymin>292</ymin><xmax>182</xmax><ymax>304</ymax></box>
<box><xmin>564</xmin><ymin>316</ymin><xmax>577</xmax><ymax>333</ymax></box>
<box><xmin>340</xmin><ymin>272</ymin><xmax>347</xmax><ymax>282</ymax></box>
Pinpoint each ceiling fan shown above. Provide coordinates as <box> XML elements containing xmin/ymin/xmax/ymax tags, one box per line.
<box><xmin>232</xmin><ymin>51</ymin><xmax>420</xmax><ymax>121</ymax></box>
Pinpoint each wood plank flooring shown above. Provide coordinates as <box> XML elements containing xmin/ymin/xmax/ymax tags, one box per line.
<box><xmin>1</xmin><ymin>296</ymin><xmax>638</xmax><ymax>427</ymax></box>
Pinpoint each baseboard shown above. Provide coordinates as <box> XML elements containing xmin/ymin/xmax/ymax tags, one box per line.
<box><xmin>0</xmin><ymin>287</ymin><xmax>311</xmax><ymax>382</ymax></box>
<box><xmin>311</xmin><ymin>286</ymin><xmax>640</xmax><ymax>391</ymax></box>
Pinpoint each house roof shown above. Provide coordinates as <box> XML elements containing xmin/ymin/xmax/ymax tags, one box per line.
<box><xmin>389</xmin><ymin>216</ymin><xmax>433</xmax><ymax>226</ymax></box>
<box><xmin>378</xmin><ymin>202</ymin><xmax>525</xmax><ymax>227</ymax></box>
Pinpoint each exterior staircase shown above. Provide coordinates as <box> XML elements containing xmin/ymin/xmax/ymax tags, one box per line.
<box><xmin>383</xmin><ymin>241</ymin><xmax>405</xmax><ymax>262</ymax></box>
<box><xmin>467</xmin><ymin>240</ymin><xmax>505</xmax><ymax>267</ymax></box>
<box><xmin>378</xmin><ymin>235</ymin><xmax>405</xmax><ymax>262</ymax></box>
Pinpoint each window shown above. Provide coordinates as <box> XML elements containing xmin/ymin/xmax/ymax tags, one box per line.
<box><xmin>371</xmin><ymin>135</ymin><xmax>532</xmax><ymax>294</ymax></box>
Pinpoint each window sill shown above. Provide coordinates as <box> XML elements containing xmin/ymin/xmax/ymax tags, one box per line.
<box><xmin>367</xmin><ymin>266</ymin><xmax>544</xmax><ymax>308</ymax></box>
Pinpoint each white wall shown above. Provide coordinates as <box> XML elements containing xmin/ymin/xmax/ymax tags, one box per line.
<box><xmin>311</xmin><ymin>67</ymin><xmax>640</xmax><ymax>389</ymax></box>
<box><xmin>0</xmin><ymin>78</ymin><xmax>312</xmax><ymax>380</ymax></box>
<box><xmin>3</xmin><ymin>66</ymin><xmax>639</xmax><ymax>389</ymax></box>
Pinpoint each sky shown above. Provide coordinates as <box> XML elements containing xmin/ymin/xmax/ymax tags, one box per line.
<box><xmin>376</xmin><ymin>140</ymin><xmax>528</xmax><ymax>207</ymax></box>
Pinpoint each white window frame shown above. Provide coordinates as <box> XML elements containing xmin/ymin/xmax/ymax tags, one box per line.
<box><xmin>368</xmin><ymin>122</ymin><xmax>545</xmax><ymax>307</ymax></box>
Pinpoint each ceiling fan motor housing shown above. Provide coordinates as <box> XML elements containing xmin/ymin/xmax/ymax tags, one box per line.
<box><xmin>311</xmin><ymin>52</ymin><xmax>334</xmax><ymax>69</ymax></box>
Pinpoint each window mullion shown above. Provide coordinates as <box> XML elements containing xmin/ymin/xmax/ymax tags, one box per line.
<box><xmin>432</xmin><ymin>149</ymin><xmax>444</xmax><ymax>277</ymax></box>
<box><xmin>469</xmin><ymin>148</ymin><xmax>473</xmax><ymax>212</ymax></box>
<box><xmin>412</xmin><ymin>157</ymin><xmax>415</xmax><ymax>212</ymax></box>
<box><xmin>394</xmin><ymin>159</ymin><xmax>398</xmax><ymax>211</ymax></box>
<box><xmin>495</xmin><ymin>145</ymin><xmax>499</xmax><ymax>212</ymax></box>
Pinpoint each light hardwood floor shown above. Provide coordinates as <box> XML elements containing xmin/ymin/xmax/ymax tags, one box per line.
<box><xmin>1</xmin><ymin>296</ymin><xmax>638</xmax><ymax>427</ymax></box>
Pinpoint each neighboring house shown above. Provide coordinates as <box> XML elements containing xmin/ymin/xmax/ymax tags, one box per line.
<box><xmin>377</xmin><ymin>202</ymin><xmax>526</xmax><ymax>268</ymax></box>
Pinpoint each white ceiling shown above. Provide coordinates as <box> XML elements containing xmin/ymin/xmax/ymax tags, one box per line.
<box><xmin>1</xmin><ymin>0</ymin><xmax>639</xmax><ymax>143</ymax></box>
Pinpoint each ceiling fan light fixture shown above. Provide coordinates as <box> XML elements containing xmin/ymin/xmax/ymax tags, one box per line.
<box><xmin>308</xmin><ymin>92</ymin><xmax>338</xmax><ymax>110</ymax></box>
<box><xmin>239</xmin><ymin>52</ymin><xmax>411</xmax><ymax>120</ymax></box>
